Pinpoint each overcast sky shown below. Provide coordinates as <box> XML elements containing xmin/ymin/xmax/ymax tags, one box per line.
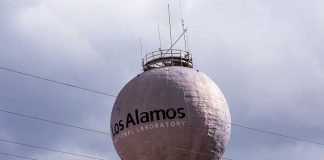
<box><xmin>0</xmin><ymin>0</ymin><xmax>324</xmax><ymax>160</ymax></box>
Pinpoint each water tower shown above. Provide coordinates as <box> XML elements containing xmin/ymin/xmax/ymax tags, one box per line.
<box><xmin>110</xmin><ymin>5</ymin><xmax>231</xmax><ymax>160</ymax></box>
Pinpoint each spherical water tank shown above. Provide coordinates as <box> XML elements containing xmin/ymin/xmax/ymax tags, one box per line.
<box><xmin>110</xmin><ymin>66</ymin><xmax>231</xmax><ymax>160</ymax></box>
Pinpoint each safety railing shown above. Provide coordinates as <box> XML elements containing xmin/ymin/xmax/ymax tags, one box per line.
<box><xmin>142</xmin><ymin>49</ymin><xmax>193</xmax><ymax>71</ymax></box>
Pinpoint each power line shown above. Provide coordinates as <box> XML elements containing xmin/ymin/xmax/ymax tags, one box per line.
<box><xmin>0</xmin><ymin>132</ymin><xmax>234</xmax><ymax>160</ymax></box>
<box><xmin>187</xmin><ymin>112</ymin><xmax>324</xmax><ymax>147</ymax></box>
<box><xmin>231</xmin><ymin>123</ymin><xmax>324</xmax><ymax>146</ymax></box>
<box><xmin>2</xmin><ymin>103</ymin><xmax>324</xmax><ymax>149</ymax></box>
<box><xmin>0</xmin><ymin>138</ymin><xmax>104</xmax><ymax>160</ymax></box>
<box><xmin>0</xmin><ymin>152</ymin><xmax>38</xmax><ymax>160</ymax></box>
<box><xmin>0</xmin><ymin>108</ymin><xmax>109</xmax><ymax>135</ymax></box>
<box><xmin>1</xmin><ymin>66</ymin><xmax>324</xmax><ymax>147</ymax></box>
<box><xmin>0</xmin><ymin>108</ymin><xmax>234</xmax><ymax>160</ymax></box>
<box><xmin>0</xmin><ymin>66</ymin><xmax>117</xmax><ymax>98</ymax></box>
<box><xmin>143</xmin><ymin>140</ymin><xmax>232</xmax><ymax>160</ymax></box>
<box><xmin>0</xmin><ymin>107</ymin><xmax>230</xmax><ymax>159</ymax></box>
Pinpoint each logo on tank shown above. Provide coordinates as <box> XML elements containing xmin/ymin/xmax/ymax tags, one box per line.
<box><xmin>111</xmin><ymin>107</ymin><xmax>187</xmax><ymax>142</ymax></box>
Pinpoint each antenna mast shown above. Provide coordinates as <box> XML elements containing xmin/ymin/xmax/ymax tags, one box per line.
<box><xmin>179</xmin><ymin>0</ymin><xmax>187</xmax><ymax>52</ymax></box>
<box><xmin>168</xmin><ymin>4</ymin><xmax>173</xmax><ymax>51</ymax></box>
<box><xmin>140</xmin><ymin>38</ymin><xmax>144</xmax><ymax>71</ymax></box>
<box><xmin>142</xmin><ymin>4</ymin><xmax>193</xmax><ymax>71</ymax></box>
<box><xmin>168</xmin><ymin>4</ymin><xmax>173</xmax><ymax>65</ymax></box>
<box><xmin>158</xmin><ymin>25</ymin><xmax>162</xmax><ymax>50</ymax></box>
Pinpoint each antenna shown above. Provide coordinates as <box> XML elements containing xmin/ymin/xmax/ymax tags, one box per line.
<box><xmin>140</xmin><ymin>38</ymin><xmax>144</xmax><ymax>70</ymax></box>
<box><xmin>168</xmin><ymin>4</ymin><xmax>174</xmax><ymax>65</ymax></box>
<box><xmin>179</xmin><ymin>0</ymin><xmax>187</xmax><ymax>52</ymax></box>
<box><xmin>140</xmin><ymin>38</ymin><xmax>143</xmax><ymax>58</ymax></box>
<box><xmin>142</xmin><ymin>4</ymin><xmax>193</xmax><ymax>71</ymax></box>
<box><xmin>168</xmin><ymin>4</ymin><xmax>173</xmax><ymax>51</ymax></box>
<box><xmin>186</xmin><ymin>31</ymin><xmax>190</xmax><ymax>52</ymax></box>
<box><xmin>158</xmin><ymin>25</ymin><xmax>162</xmax><ymax>50</ymax></box>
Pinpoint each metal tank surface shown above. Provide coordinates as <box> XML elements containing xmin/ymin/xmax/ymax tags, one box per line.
<box><xmin>110</xmin><ymin>66</ymin><xmax>231</xmax><ymax>160</ymax></box>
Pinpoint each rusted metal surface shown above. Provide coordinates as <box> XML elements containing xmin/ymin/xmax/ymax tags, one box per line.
<box><xmin>111</xmin><ymin>66</ymin><xmax>231</xmax><ymax>160</ymax></box>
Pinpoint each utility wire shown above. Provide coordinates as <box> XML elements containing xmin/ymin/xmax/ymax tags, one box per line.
<box><xmin>0</xmin><ymin>138</ymin><xmax>104</xmax><ymax>160</ymax></box>
<box><xmin>2</xmin><ymin>104</ymin><xmax>324</xmax><ymax>148</ymax></box>
<box><xmin>0</xmin><ymin>66</ymin><xmax>116</xmax><ymax>97</ymax></box>
<box><xmin>0</xmin><ymin>107</ymin><xmax>228</xmax><ymax>160</ymax></box>
<box><xmin>231</xmin><ymin>123</ymin><xmax>324</xmax><ymax>146</ymax></box>
<box><xmin>0</xmin><ymin>137</ymin><xmax>232</xmax><ymax>160</ymax></box>
<box><xmin>0</xmin><ymin>107</ymin><xmax>233</xmax><ymax>160</ymax></box>
<box><xmin>143</xmin><ymin>140</ymin><xmax>232</xmax><ymax>160</ymax></box>
<box><xmin>0</xmin><ymin>107</ymin><xmax>232</xmax><ymax>159</ymax></box>
<box><xmin>0</xmin><ymin>108</ymin><xmax>109</xmax><ymax>135</ymax></box>
<box><xmin>1</xmin><ymin>66</ymin><xmax>324</xmax><ymax>147</ymax></box>
<box><xmin>0</xmin><ymin>152</ymin><xmax>38</xmax><ymax>160</ymax></box>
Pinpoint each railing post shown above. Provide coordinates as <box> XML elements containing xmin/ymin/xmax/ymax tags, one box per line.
<box><xmin>146</xmin><ymin>54</ymin><xmax>148</xmax><ymax>67</ymax></box>
<box><xmin>171</xmin><ymin>49</ymin><xmax>173</xmax><ymax>66</ymax></box>
<box><xmin>180</xmin><ymin>50</ymin><xmax>183</xmax><ymax>66</ymax></box>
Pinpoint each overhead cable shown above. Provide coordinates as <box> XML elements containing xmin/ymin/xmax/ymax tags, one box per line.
<box><xmin>0</xmin><ymin>66</ymin><xmax>116</xmax><ymax>97</ymax></box>
<box><xmin>0</xmin><ymin>152</ymin><xmax>38</xmax><ymax>160</ymax></box>
<box><xmin>0</xmin><ymin>108</ymin><xmax>109</xmax><ymax>135</ymax></box>
<box><xmin>1</xmin><ymin>104</ymin><xmax>324</xmax><ymax>148</ymax></box>
<box><xmin>143</xmin><ymin>140</ymin><xmax>233</xmax><ymax>160</ymax></box>
<box><xmin>1</xmin><ymin>66</ymin><xmax>324</xmax><ymax>147</ymax></box>
<box><xmin>0</xmin><ymin>138</ymin><xmax>104</xmax><ymax>160</ymax></box>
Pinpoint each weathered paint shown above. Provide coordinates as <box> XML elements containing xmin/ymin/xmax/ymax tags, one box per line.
<box><xmin>110</xmin><ymin>66</ymin><xmax>231</xmax><ymax>160</ymax></box>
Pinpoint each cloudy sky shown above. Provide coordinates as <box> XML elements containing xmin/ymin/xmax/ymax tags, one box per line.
<box><xmin>0</xmin><ymin>0</ymin><xmax>324</xmax><ymax>159</ymax></box>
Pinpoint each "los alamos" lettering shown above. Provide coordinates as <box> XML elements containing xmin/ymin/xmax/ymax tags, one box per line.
<box><xmin>111</xmin><ymin>107</ymin><xmax>186</xmax><ymax>136</ymax></box>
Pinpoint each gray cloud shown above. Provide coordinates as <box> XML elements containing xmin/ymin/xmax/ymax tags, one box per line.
<box><xmin>0</xmin><ymin>0</ymin><xmax>323</xmax><ymax>160</ymax></box>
